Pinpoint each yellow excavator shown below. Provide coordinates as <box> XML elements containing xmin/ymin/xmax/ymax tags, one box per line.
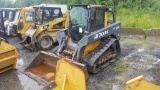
<box><xmin>24</xmin><ymin>4</ymin><xmax>121</xmax><ymax>90</ymax></box>
<box><xmin>0</xmin><ymin>10</ymin><xmax>18</xmax><ymax>73</ymax></box>
<box><xmin>20</xmin><ymin>5</ymin><xmax>68</xmax><ymax>50</ymax></box>
<box><xmin>125</xmin><ymin>75</ymin><xmax>160</xmax><ymax>90</ymax></box>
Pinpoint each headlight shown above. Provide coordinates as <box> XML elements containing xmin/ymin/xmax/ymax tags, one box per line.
<box><xmin>69</xmin><ymin>6</ymin><xmax>72</xmax><ymax>10</ymax></box>
<box><xmin>79</xmin><ymin>27</ymin><xmax>83</xmax><ymax>33</ymax></box>
<box><xmin>87</xmin><ymin>5</ymin><xmax>90</xmax><ymax>9</ymax></box>
<box><xmin>109</xmin><ymin>8</ymin><xmax>112</xmax><ymax>11</ymax></box>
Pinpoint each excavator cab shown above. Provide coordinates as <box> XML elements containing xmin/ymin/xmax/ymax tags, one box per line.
<box><xmin>0</xmin><ymin>10</ymin><xmax>18</xmax><ymax>73</ymax></box>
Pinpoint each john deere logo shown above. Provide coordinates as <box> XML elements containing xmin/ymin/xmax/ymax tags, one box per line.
<box><xmin>94</xmin><ymin>30</ymin><xmax>109</xmax><ymax>39</ymax></box>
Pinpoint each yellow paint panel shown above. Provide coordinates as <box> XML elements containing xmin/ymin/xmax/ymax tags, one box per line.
<box><xmin>53</xmin><ymin>59</ymin><xmax>86</xmax><ymax>90</ymax></box>
<box><xmin>0</xmin><ymin>41</ymin><xmax>18</xmax><ymax>73</ymax></box>
<box><xmin>83</xmin><ymin>40</ymin><xmax>101</xmax><ymax>58</ymax></box>
<box><xmin>126</xmin><ymin>75</ymin><xmax>160</xmax><ymax>90</ymax></box>
<box><xmin>104</xmin><ymin>12</ymin><xmax>108</xmax><ymax>27</ymax></box>
<box><xmin>17</xmin><ymin>8</ymin><xmax>34</xmax><ymax>35</ymax></box>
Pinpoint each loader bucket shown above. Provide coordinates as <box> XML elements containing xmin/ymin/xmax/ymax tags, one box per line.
<box><xmin>125</xmin><ymin>75</ymin><xmax>160</xmax><ymax>90</ymax></box>
<box><xmin>24</xmin><ymin>51</ymin><xmax>88</xmax><ymax>90</ymax></box>
<box><xmin>0</xmin><ymin>41</ymin><xmax>18</xmax><ymax>73</ymax></box>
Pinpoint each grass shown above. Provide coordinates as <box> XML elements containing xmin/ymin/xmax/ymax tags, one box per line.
<box><xmin>117</xmin><ymin>8</ymin><xmax>160</xmax><ymax>29</ymax></box>
<box><xmin>111</xmin><ymin>61</ymin><xmax>128</xmax><ymax>73</ymax></box>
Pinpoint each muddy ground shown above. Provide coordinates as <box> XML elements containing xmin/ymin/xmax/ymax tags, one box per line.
<box><xmin>0</xmin><ymin>36</ymin><xmax>160</xmax><ymax>90</ymax></box>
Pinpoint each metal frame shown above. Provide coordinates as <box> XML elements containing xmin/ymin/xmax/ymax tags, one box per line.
<box><xmin>0</xmin><ymin>10</ymin><xmax>7</xmax><ymax>41</ymax></box>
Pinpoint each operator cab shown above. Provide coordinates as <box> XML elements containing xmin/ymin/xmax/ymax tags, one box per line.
<box><xmin>0</xmin><ymin>8</ymin><xmax>20</xmax><ymax>28</ymax></box>
<box><xmin>0</xmin><ymin>10</ymin><xmax>7</xmax><ymax>42</ymax></box>
<box><xmin>69</xmin><ymin>5</ymin><xmax>116</xmax><ymax>42</ymax></box>
<box><xmin>33</xmin><ymin>6</ymin><xmax>63</xmax><ymax>25</ymax></box>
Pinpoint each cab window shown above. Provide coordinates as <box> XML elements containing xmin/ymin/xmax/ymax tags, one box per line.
<box><xmin>25</xmin><ymin>11</ymin><xmax>34</xmax><ymax>22</ymax></box>
<box><xmin>90</xmin><ymin>9</ymin><xmax>105</xmax><ymax>31</ymax></box>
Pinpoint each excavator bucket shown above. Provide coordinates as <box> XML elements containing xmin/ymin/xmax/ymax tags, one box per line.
<box><xmin>24</xmin><ymin>51</ymin><xmax>88</xmax><ymax>90</ymax></box>
<box><xmin>0</xmin><ymin>41</ymin><xmax>18</xmax><ymax>73</ymax></box>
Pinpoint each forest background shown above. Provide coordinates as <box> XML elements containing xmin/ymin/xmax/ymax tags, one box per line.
<box><xmin>1</xmin><ymin>0</ymin><xmax>160</xmax><ymax>29</ymax></box>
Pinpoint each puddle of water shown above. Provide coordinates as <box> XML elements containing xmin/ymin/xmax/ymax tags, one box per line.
<box><xmin>17</xmin><ymin>58</ymin><xmax>24</xmax><ymax>66</ymax></box>
<box><xmin>16</xmin><ymin>58</ymin><xmax>26</xmax><ymax>72</ymax></box>
<box><xmin>18</xmin><ymin>73</ymin><xmax>44</xmax><ymax>90</ymax></box>
<box><xmin>137</xmin><ymin>48</ymin><xmax>144</xmax><ymax>52</ymax></box>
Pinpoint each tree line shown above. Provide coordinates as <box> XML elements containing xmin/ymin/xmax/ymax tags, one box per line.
<box><xmin>0</xmin><ymin>0</ymin><xmax>159</xmax><ymax>28</ymax></box>
<box><xmin>0</xmin><ymin>0</ymin><xmax>159</xmax><ymax>11</ymax></box>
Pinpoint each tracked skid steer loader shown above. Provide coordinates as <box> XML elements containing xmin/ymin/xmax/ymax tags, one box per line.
<box><xmin>21</xmin><ymin>5</ymin><xmax>68</xmax><ymax>50</ymax></box>
<box><xmin>53</xmin><ymin>5</ymin><xmax>121</xmax><ymax>73</ymax></box>
<box><xmin>24</xmin><ymin>5</ymin><xmax>120</xmax><ymax>90</ymax></box>
<box><xmin>0</xmin><ymin>10</ymin><xmax>18</xmax><ymax>73</ymax></box>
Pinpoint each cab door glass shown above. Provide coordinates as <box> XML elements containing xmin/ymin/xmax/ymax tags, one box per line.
<box><xmin>25</xmin><ymin>11</ymin><xmax>34</xmax><ymax>22</ymax></box>
<box><xmin>18</xmin><ymin>17</ymin><xmax>24</xmax><ymax>31</ymax></box>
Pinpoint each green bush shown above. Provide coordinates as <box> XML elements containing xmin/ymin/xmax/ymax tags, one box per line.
<box><xmin>117</xmin><ymin>7</ymin><xmax>160</xmax><ymax>29</ymax></box>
